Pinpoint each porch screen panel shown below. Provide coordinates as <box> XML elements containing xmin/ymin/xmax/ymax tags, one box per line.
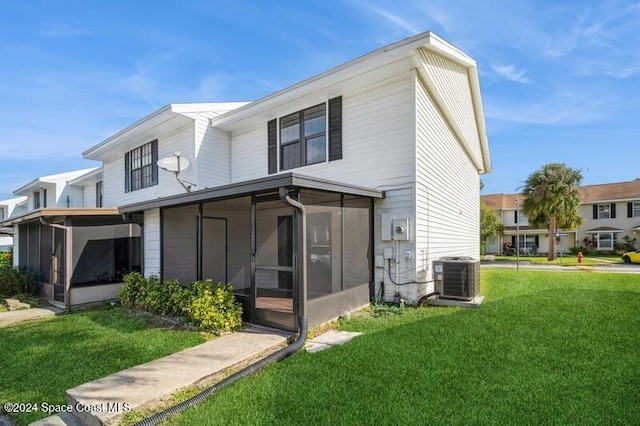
<box><xmin>343</xmin><ymin>195</ymin><xmax>371</xmax><ymax>289</ymax></box>
<box><xmin>162</xmin><ymin>205</ymin><xmax>198</xmax><ymax>285</ymax></box>
<box><xmin>301</xmin><ymin>190</ymin><xmax>342</xmax><ymax>299</ymax></box>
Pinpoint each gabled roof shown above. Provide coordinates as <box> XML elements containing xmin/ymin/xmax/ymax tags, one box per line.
<box><xmin>13</xmin><ymin>167</ymin><xmax>100</xmax><ymax>196</ymax></box>
<box><xmin>68</xmin><ymin>167</ymin><xmax>103</xmax><ymax>186</ymax></box>
<box><xmin>83</xmin><ymin>103</ymin><xmax>249</xmax><ymax>161</ymax></box>
<box><xmin>577</xmin><ymin>180</ymin><xmax>640</xmax><ymax>203</ymax></box>
<box><xmin>209</xmin><ymin>31</ymin><xmax>490</xmax><ymax>173</ymax></box>
<box><xmin>0</xmin><ymin>196</ymin><xmax>27</xmax><ymax>207</ymax></box>
<box><xmin>482</xmin><ymin>180</ymin><xmax>640</xmax><ymax>208</ymax></box>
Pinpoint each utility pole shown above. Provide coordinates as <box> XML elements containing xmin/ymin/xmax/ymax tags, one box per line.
<box><xmin>516</xmin><ymin>198</ymin><xmax>520</xmax><ymax>271</ymax></box>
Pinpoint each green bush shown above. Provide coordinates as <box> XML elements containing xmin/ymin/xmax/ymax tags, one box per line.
<box><xmin>183</xmin><ymin>280</ymin><xmax>243</xmax><ymax>334</ymax></box>
<box><xmin>118</xmin><ymin>273</ymin><xmax>242</xmax><ymax>335</ymax></box>
<box><xmin>0</xmin><ymin>265</ymin><xmax>39</xmax><ymax>298</ymax></box>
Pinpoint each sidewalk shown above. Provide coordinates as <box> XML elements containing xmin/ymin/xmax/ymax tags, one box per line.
<box><xmin>0</xmin><ymin>306</ymin><xmax>62</xmax><ymax>328</ymax></box>
<box><xmin>32</xmin><ymin>326</ymin><xmax>290</xmax><ymax>426</ymax></box>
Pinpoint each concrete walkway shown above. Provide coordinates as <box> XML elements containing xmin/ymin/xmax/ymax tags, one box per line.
<box><xmin>0</xmin><ymin>306</ymin><xmax>62</xmax><ymax>328</ymax></box>
<box><xmin>32</xmin><ymin>326</ymin><xmax>289</xmax><ymax>426</ymax></box>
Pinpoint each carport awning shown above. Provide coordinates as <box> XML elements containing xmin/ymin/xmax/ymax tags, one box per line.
<box><xmin>584</xmin><ymin>226</ymin><xmax>625</xmax><ymax>233</ymax></box>
<box><xmin>119</xmin><ymin>172</ymin><xmax>384</xmax><ymax>213</ymax></box>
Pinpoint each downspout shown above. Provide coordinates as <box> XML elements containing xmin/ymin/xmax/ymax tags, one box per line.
<box><xmin>279</xmin><ymin>187</ymin><xmax>307</xmax><ymax>320</ymax></box>
<box><xmin>40</xmin><ymin>217</ymin><xmax>72</xmax><ymax>310</ymax></box>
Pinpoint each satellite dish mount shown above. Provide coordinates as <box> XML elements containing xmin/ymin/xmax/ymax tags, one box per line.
<box><xmin>157</xmin><ymin>152</ymin><xmax>196</xmax><ymax>193</ymax></box>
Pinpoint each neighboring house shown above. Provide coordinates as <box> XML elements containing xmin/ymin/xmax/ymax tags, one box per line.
<box><xmin>83</xmin><ymin>31</ymin><xmax>491</xmax><ymax>331</ymax></box>
<box><xmin>0</xmin><ymin>167</ymin><xmax>142</xmax><ymax>309</ymax></box>
<box><xmin>482</xmin><ymin>180</ymin><xmax>640</xmax><ymax>254</ymax></box>
<box><xmin>0</xmin><ymin>196</ymin><xmax>28</xmax><ymax>250</ymax></box>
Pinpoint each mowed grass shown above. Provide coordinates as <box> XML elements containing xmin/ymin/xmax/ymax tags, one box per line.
<box><xmin>173</xmin><ymin>270</ymin><xmax>640</xmax><ymax>425</ymax></box>
<box><xmin>492</xmin><ymin>255</ymin><xmax>623</xmax><ymax>266</ymax></box>
<box><xmin>0</xmin><ymin>307</ymin><xmax>206</xmax><ymax>425</ymax></box>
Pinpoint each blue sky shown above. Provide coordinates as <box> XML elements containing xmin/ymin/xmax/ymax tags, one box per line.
<box><xmin>1</xmin><ymin>0</ymin><xmax>639</xmax><ymax>199</ymax></box>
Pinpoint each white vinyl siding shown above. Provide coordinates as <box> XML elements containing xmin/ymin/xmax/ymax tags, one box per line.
<box><xmin>144</xmin><ymin>208</ymin><xmax>160</xmax><ymax>277</ymax></box>
<box><xmin>103</xmin><ymin>124</ymin><xmax>195</xmax><ymax>207</ymax></box>
<box><xmin>415</xmin><ymin>74</ymin><xmax>480</xmax><ymax>299</ymax></box>
<box><xmin>417</xmin><ymin>48</ymin><xmax>483</xmax><ymax>170</ymax></box>
<box><xmin>198</xmin><ymin>127</ymin><xmax>232</xmax><ymax>188</ymax></box>
<box><xmin>231</xmin><ymin>71</ymin><xmax>415</xmax><ymax>189</ymax></box>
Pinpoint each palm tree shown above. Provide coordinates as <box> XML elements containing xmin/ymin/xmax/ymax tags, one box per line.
<box><xmin>521</xmin><ymin>163</ymin><xmax>583</xmax><ymax>261</ymax></box>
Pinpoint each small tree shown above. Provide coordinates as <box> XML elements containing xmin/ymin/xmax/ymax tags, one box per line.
<box><xmin>480</xmin><ymin>202</ymin><xmax>504</xmax><ymax>255</ymax></box>
<box><xmin>522</xmin><ymin>163</ymin><xmax>583</xmax><ymax>261</ymax></box>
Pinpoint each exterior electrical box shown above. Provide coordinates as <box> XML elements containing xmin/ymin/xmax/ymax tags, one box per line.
<box><xmin>433</xmin><ymin>257</ymin><xmax>480</xmax><ymax>301</ymax></box>
<box><xmin>392</xmin><ymin>218</ymin><xmax>410</xmax><ymax>241</ymax></box>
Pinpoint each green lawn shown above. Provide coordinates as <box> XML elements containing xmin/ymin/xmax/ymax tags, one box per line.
<box><xmin>172</xmin><ymin>270</ymin><xmax>640</xmax><ymax>425</ymax></box>
<box><xmin>0</xmin><ymin>307</ymin><xmax>206</xmax><ymax>425</ymax></box>
<box><xmin>491</xmin><ymin>255</ymin><xmax>622</xmax><ymax>266</ymax></box>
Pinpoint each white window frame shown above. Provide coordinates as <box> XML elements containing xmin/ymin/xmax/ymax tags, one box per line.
<box><xmin>633</xmin><ymin>201</ymin><xmax>640</xmax><ymax>217</ymax></box>
<box><xmin>595</xmin><ymin>232</ymin><xmax>617</xmax><ymax>250</ymax></box>
<box><xmin>597</xmin><ymin>204</ymin><xmax>611</xmax><ymax>219</ymax></box>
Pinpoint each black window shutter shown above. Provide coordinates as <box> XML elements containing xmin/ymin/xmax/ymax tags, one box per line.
<box><xmin>514</xmin><ymin>210</ymin><xmax>518</xmax><ymax>223</ymax></box>
<box><xmin>535</xmin><ymin>235</ymin><xmax>539</xmax><ymax>247</ymax></box>
<box><xmin>151</xmin><ymin>140</ymin><xmax>159</xmax><ymax>185</ymax></box>
<box><xmin>267</xmin><ymin>119</ymin><xmax>277</xmax><ymax>174</ymax></box>
<box><xmin>124</xmin><ymin>152</ymin><xmax>131</xmax><ymax>193</ymax></box>
<box><xmin>611</xmin><ymin>203</ymin><xmax>616</xmax><ymax>219</ymax></box>
<box><xmin>511</xmin><ymin>236</ymin><xmax>516</xmax><ymax>246</ymax></box>
<box><xmin>592</xmin><ymin>205</ymin><xmax>597</xmax><ymax>219</ymax></box>
<box><xmin>628</xmin><ymin>202</ymin><xmax>633</xmax><ymax>218</ymax></box>
<box><xmin>328</xmin><ymin>96</ymin><xmax>342</xmax><ymax>161</ymax></box>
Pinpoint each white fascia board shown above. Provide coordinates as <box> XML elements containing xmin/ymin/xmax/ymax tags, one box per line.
<box><xmin>210</xmin><ymin>31</ymin><xmax>453</xmax><ymax>129</ymax></box>
<box><xmin>83</xmin><ymin>105</ymin><xmax>182</xmax><ymax>160</ymax></box>
<box><xmin>13</xmin><ymin>168</ymin><xmax>99</xmax><ymax>195</ymax></box>
<box><xmin>0</xmin><ymin>196</ymin><xmax>27</xmax><ymax>207</ymax></box>
<box><xmin>68</xmin><ymin>167</ymin><xmax>103</xmax><ymax>186</ymax></box>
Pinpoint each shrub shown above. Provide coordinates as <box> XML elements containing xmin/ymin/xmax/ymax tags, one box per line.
<box><xmin>183</xmin><ymin>280</ymin><xmax>243</xmax><ymax>334</ymax></box>
<box><xmin>118</xmin><ymin>273</ymin><xmax>243</xmax><ymax>335</ymax></box>
<box><xmin>0</xmin><ymin>265</ymin><xmax>39</xmax><ymax>298</ymax></box>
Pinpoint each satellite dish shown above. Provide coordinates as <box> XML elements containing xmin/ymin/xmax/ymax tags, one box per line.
<box><xmin>157</xmin><ymin>153</ymin><xmax>191</xmax><ymax>173</ymax></box>
<box><xmin>156</xmin><ymin>152</ymin><xmax>196</xmax><ymax>192</ymax></box>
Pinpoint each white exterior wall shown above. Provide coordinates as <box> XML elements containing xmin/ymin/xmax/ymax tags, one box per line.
<box><xmin>415</xmin><ymin>75</ymin><xmax>480</xmax><ymax>302</ymax></box>
<box><xmin>144</xmin><ymin>208</ymin><xmax>161</xmax><ymax>277</ymax></box>
<box><xmin>102</xmin><ymin>124</ymin><xmax>196</xmax><ymax>207</ymax></box>
<box><xmin>199</xmin><ymin>127</ymin><xmax>232</xmax><ymax>188</ymax></box>
<box><xmin>578</xmin><ymin>202</ymin><xmax>640</xmax><ymax>247</ymax></box>
<box><xmin>82</xmin><ymin>183</ymin><xmax>97</xmax><ymax>208</ymax></box>
<box><xmin>58</xmin><ymin>182</ymin><xmax>84</xmax><ymax>208</ymax></box>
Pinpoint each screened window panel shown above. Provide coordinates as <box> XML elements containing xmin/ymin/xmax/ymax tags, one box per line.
<box><xmin>306</xmin><ymin>136</ymin><xmax>326</xmax><ymax>165</ymax></box>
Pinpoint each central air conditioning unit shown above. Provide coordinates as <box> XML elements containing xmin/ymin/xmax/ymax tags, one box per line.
<box><xmin>433</xmin><ymin>257</ymin><xmax>480</xmax><ymax>300</ymax></box>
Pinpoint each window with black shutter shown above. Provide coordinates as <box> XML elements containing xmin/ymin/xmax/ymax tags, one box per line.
<box><xmin>268</xmin><ymin>96</ymin><xmax>342</xmax><ymax>173</ymax></box>
<box><xmin>124</xmin><ymin>140</ymin><xmax>158</xmax><ymax>192</ymax></box>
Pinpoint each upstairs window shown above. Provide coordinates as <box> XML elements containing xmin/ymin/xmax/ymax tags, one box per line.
<box><xmin>594</xmin><ymin>203</ymin><xmax>616</xmax><ymax>219</ymax></box>
<box><xmin>267</xmin><ymin>96</ymin><xmax>342</xmax><ymax>174</ymax></box>
<box><xmin>629</xmin><ymin>201</ymin><xmax>640</xmax><ymax>218</ymax></box>
<box><xmin>280</xmin><ymin>103</ymin><xmax>327</xmax><ymax>170</ymax></box>
<box><xmin>42</xmin><ymin>189</ymin><xmax>47</xmax><ymax>208</ymax></box>
<box><xmin>125</xmin><ymin>140</ymin><xmax>158</xmax><ymax>192</ymax></box>
<box><xmin>96</xmin><ymin>181</ymin><xmax>103</xmax><ymax>207</ymax></box>
<box><xmin>33</xmin><ymin>191</ymin><xmax>41</xmax><ymax>209</ymax></box>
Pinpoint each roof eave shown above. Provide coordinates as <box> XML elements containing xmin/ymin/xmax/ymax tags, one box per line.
<box><xmin>83</xmin><ymin>104</ymin><xmax>179</xmax><ymax>160</ymax></box>
<box><xmin>210</xmin><ymin>31</ymin><xmax>473</xmax><ymax>129</ymax></box>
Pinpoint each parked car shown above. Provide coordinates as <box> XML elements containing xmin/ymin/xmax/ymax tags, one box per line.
<box><xmin>622</xmin><ymin>250</ymin><xmax>640</xmax><ymax>264</ymax></box>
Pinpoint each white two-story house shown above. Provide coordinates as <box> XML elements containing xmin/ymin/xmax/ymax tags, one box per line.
<box><xmin>83</xmin><ymin>31</ymin><xmax>490</xmax><ymax>331</ymax></box>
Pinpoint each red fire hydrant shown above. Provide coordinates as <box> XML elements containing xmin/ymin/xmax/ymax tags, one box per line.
<box><xmin>577</xmin><ymin>251</ymin><xmax>583</xmax><ymax>263</ymax></box>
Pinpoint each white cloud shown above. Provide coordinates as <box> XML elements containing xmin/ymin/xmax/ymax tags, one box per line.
<box><xmin>350</xmin><ymin>1</ymin><xmax>420</xmax><ymax>34</ymax></box>
<box><xmin>40</xmin><ymin>25</ymin><xmax>88</xmax><ymax>38</ymax></box>
<box><xmin>492</xmin><ymin>64</ymin><xmax>531</xmax><ymax>84</ymax></box>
